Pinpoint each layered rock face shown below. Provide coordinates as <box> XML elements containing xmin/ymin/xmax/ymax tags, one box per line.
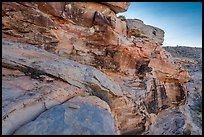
<box><xmin>126</xmin><ymin>19</ymin><xmax>164</xmax><ymax>45</ymax></box>
<box><xmin>2</xmin><ymin>2</ymin><xmax>198</xmax><ymax>135</ymax></box>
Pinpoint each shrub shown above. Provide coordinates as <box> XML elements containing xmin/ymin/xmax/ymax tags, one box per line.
<box><xmin>133</xmin><ymin>33</ymin><xmax>141</xmax><ymax>37</ymax></box>
<box><xmin>118</xmin><ymin>15</ymin><xmax>126</xmax><ymax>21</ymax></box>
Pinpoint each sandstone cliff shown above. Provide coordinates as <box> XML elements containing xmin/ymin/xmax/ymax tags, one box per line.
<box><xmin>2</xmin><ymin>2</ymin><xmax>200</xmax><ymax>135</ymax></box>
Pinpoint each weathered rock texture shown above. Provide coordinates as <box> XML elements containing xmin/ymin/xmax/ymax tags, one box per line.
<box><xmin>14</xmin><ymin>96</ymin><xmax>116</xmax><ymax>135</ymax></box>
<box><xmin>127</xmin><ymin>19</ymin><xmax>165</xmax><ymax>45</ymax></box>
<box><xmin>2</xmin><ymin>40</ymin><xmax>122</xmax><ymax>135</ymax></box>
<box><xmin>2</xmin><ymin>2</ymin><xmax>200</xmax><ymax>135</ymax></box>
<box><xmin>101</xmin><ymin>2</ymin><xmax>130</xmax><ymax>13</ymax></box>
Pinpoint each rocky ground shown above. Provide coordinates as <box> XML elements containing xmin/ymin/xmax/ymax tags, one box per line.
<box><xmin>2</xmin><ymin>2</ymin><xmax>202</xmax><ymax>135</ymax></box>
<box><xmin>164</xmin><ymin>46</ymin><xmax>202</xmax><ymax>72</ymax></box>
<box><xmin>163</xmin><ymin>46</ymin><xmax>202</xmax><ymax>135</ymax></box>
<box><xmin>143</xmin><ymin>46</ymin><xmax>202</xmax><ymax>135</ymax></box>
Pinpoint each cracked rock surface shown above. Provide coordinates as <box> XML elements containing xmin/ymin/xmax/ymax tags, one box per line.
<box><xmin>14</xmin><ymin>96</ymin><xmax>116</xmax><ymax>135</ymax></box>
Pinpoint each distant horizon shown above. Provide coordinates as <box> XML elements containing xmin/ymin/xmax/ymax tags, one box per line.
<box><xmin>118</xmin><ymin>2</ymin><xmax>202</xmax><ymax>48</ymax></box>
<box><xmin>162</xmin><ymin>45</ymin><xmax>202</xmax><ymax>48</ymax></box>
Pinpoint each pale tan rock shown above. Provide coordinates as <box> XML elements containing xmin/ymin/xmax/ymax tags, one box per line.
<box><xmin>2</xmin><ymin>67</ymin><xmax>86</xmax><ymax>135</ymax></box>
<box><xmin>127</xmin><ymin>19</ymin><xmax>165</xmax><ymax>45</ymax></box>
<box><xmin>14</xmin><ymin>96</ymin><xmax>117</xmax><ymax>135</ymax></box>
<box><xmin>101</xmin><ymin>2</ymin><xmax>130</xmax><ymax>13</ymax></box>
<box><xmin>114</xmin><ymin>18</ymin><xmax>127</xmax><ymax>35</ymax></box>
<box><xmin>68</xmin><ymin>96</ymin><xmax>111</xmax><ymax>113</ymax></box>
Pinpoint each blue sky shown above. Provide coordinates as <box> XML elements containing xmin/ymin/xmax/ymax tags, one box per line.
<box><xmin>118</xmin><ymin>2</ymin><xmax>202</xmax><ymax>47</ymax></box>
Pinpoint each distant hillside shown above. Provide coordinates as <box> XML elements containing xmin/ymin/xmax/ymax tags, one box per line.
<box><xmin>163</xmin><ymin>46</ymin><xmax>202</xmax><ymax>134</ymax></box>
<box><xmin>163</xmin><ymin>46</ymin><xmax>202</xmax><ymax>72</ymax></box>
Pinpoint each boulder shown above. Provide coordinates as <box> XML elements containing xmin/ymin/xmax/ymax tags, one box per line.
<box><xmin>14</xmin><ymin>96</ymin><xmax>117</xmax><ymax>135</ymax></box>
<box><xmin>127</xmin><ymin>19</ymin><xmax>164</xmax><ymax>45</ymax></box>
